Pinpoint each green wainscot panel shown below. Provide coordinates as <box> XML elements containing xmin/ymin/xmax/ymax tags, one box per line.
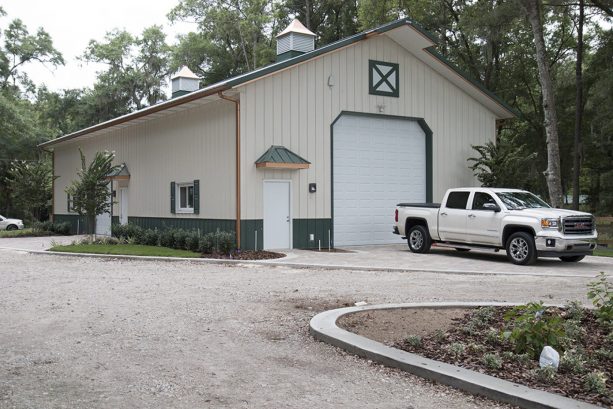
<box><xmin>240</xmin><ymin>219</ymin><xmax>263</xmax><ymax>251</ymax></box>
<box><xmin>293</xmin><ymin>218</ymin><xmax>332</xmax><ymax>249</ymax></box>
<box><xmin>128</xmin><ymin>216</ymin><xmax>235</xmax><ymax>235</ymax></box>
<box><xmin>54</xmin><ymin>214</ymin><xmax>91</xmax><ymax>235</ymax></box>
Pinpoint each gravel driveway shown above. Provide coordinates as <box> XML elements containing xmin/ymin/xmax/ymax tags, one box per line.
<box><xmin>0</xmin><ymin>249</ymin><xmax>597</xmax><ymax>409</ymax></box>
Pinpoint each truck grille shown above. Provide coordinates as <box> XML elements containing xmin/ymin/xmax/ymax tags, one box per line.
<box><xmin>563</xmin><ymin>217</ymin><xmax>594</xmax><ymax>235</ymax></box>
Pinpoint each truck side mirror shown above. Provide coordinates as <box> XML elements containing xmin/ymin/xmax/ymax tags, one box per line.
<box><xmin>483</xmin><ymin>203</ymin><xmax>501</xmax><ymax>212</ymax></box>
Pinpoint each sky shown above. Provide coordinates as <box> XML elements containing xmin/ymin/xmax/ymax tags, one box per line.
<box><xmin>1</xmin><ymin>0</ymin><xmax>195</xmax><ymax>93</ymax></box>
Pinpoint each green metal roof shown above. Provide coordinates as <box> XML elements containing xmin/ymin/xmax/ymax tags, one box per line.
<box><xmin>256</xmin><ymin>145</ymin><xmax>310</xmax><ymax>165</ymax></box>
<box><xmin>106</xmin><ymin>163</ymin><xmax>130</xmax><ymax>178</ymax></box>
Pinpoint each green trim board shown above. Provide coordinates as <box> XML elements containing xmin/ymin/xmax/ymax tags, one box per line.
<box><xmin>276</xmin><ymin>50</ymin><xmax>306</xmax><ymax>62</ymax></box>
<box><xmin>369</xmin><ymin>60</ymin><xmax>400</xmax><ymax>97</ymax></box>
<box><xmin>329</xmin><ymin>111</ymin><xmax>433</xmax><ymax>248</ymax></box>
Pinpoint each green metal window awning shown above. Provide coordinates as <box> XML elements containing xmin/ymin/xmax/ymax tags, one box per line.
<box><xmin>255</xmin><ymin>145</ymin><xmax>310</xmax><ymax>169</ymax></box>
<box><xmin>106</xmin><ymin>163</ymin><xmax>130</xmax><ymax>180</ymax></box>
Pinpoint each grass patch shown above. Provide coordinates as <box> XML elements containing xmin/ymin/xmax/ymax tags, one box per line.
<box><xmin>0</xmin><ymin>228</ymin><xmax>52</xmax><ymax>238</ymax></box>
<box><xmin>594</xmin><ymin>248</ymin><xmax>613</xmax><ymax>258</ymax></box>
<box><xmin>50</xmin><ymin>243</ymin><xmax>201</xmax><ymax>258</ymax></box>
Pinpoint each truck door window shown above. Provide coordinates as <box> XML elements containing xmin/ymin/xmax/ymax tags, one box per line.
<box><xmin>472</xmin><ymin>193</ymin><xmax>496</xmax><ymax>210</ymax></box>
<box><xmin>446</xmin><ymin>192</ymin><xmax>470</xmax><ymax>209</ymax></box>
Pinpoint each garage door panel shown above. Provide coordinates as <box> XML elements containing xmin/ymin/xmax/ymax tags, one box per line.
<box><xmin>333</xmin><ymin>115</ymin><xmax>426</xmax><ymax>246</ymax></box>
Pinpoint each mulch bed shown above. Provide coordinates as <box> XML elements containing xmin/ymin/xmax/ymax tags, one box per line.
<box><xmin>390</xmin><ymin>307</ymin><xmax>611</xmax><ymax>406</ymax></box>
<box><xmin>201</xmin><ymin>250</ymin><xmax>285</xmax><ymax>260</ymax></box>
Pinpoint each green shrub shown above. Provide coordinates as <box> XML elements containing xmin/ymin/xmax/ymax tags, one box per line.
<box><xmin>486</xmin><ymin>329</ymin><xmax>499</xmax><ymax>345</ymax></box>
<box><xmin>159</xmin><ymin>229</ymin><xmax>176</xmax><ymax>248</ymax></box>
<box><xmin>112</xmin><ymin>223</ymin><xmax>143</xmax><ymax>240</ymax></box>
<box><xmin>51</xmin><ymin>222</ymin><xmax>71</xmax><ymax>235</ymax></box>
<box><xmin>434</xmin><ymin>329</ymin><xmax>447</xmax><ymax>343</ymax></box>
<box><xmin>564</xmin><ymin>300</ymin><xmax>584</xmax><ymax>321</ymax></box>
<box><xmin>135</xmin><ymin>229</ymin><xmax>159</xmax><ymax>246</ymax></box>
<box><xmin>447</xmin><ymin>342</ymin><xmax>465</xmax><ymax>358</ymax></box>
<box><xmin>503</xmin><ymin>302</ymin><xmax>566</xmax><ymax>358</ymax></box>
<box><xmin>562</xmin><ymin>319</ymin><xmax>586</xmax><ymax>345</ymax></box>
<box><xmin>560</xmin><ymin>349</ymin><xmax>586</xmax><ymax>374</ymax></box>
<box><xmin>32</xmin><ymin>221</ymin><xmax>52</xmax><ymax>232</ymax></box>
<box><xmin>584</xmin><ymin>371</ymin><xmax>608</xmax><ymax>394</ymax></box>
<box><xmin>185</xmin><ymin>231</ymin><xmax>201</xmax><ymax>252</ymax></box>
<box><xmin>482</xmin><ymin>353</ymin><xmax>502</xmax><ymax>369</ymax></box>
<box><xmin>533</xmin><ymin>366</ymin><xmax>557</xmax><ymax>384</ymax></box>
<box><xmin>217</xmin><ymin>231</ymin><xmax>236</xmax><ymax>254</ymax></box>
<box><xmin>587</xmin><ymin>272</ymin><xmax>612</xmax><ymax>327</ymax></box>
<box><xmin>199</xmin><ymin>234</ymin><xmax>214</xmax><ymax>254</ymax></box>
<box><xmin>404</xmin><ymin>335</ymin><xmax>422</xmax><ymax>348</ymax></box>
<box><xmin>471</xmin><ymin>306</ymin><xmax>496</xmax><ymax>327</ymax></box>
<box><xmin>172</xmin><ymin>230</ymin><xmax>188</xmax><ymax>250</ymax></box>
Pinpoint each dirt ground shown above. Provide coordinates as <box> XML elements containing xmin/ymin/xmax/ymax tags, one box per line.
<box><xmin>0</xmin><ymin>248</ymin><xmax>597</xmax><ymax>409</ymax></box>
<box><xmin>338</xmin><ymin>308</ymin><xmax>469</xmax><ymax>346</ymax></box>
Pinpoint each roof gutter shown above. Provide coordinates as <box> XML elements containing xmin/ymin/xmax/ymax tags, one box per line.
<box><xmin>39</xmin><ymin>84</ymin><xmax>231</xmax><ymax>149</ymax></box>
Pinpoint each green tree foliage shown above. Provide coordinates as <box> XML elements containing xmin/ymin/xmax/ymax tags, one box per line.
<box><xmin>468</xmin><ymin>136</ymin><xmax>538</xmax><ymax>188</ymax></box>
<box><xmin>65</xmin><ymin>150</ymin><xmax>119</xmax><ymax>235</ymax></box>
<box><xmin>82</xmin><ymin>26</ymin><xmax>171</xmax><ymax>111</ymax></box>
<box><xmin>6</xmin><ymin>159</ymin><xmax>54</xmax><ymax>222</ymax></box>
<box><xmin>169</xmin><ymin>0</ymin><xmax>279</xmax><ymax>84</ymax></box>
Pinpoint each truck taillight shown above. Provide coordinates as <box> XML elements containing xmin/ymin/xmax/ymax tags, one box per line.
<box><xmin>395</xmin><ymin>209</ymin><xmax>398</xmax><ymax>223</ymax></box>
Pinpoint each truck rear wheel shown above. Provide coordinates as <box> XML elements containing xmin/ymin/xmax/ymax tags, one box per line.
<box><xmin>559</xmin><ymin>255</ymin><xmax>585</xmax><ymax>262</ymax></box>
<box><xmin>407</xmin><ymin>225</ymin><xmax>431</xmax><ymax>254</ymax></box>
<box><xmin>505</xmin><ymin>232</ymin><xmax>537</xmax><ymax>265</ymax></box>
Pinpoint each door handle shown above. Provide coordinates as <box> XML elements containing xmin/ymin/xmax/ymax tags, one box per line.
<box><xmin>468</xmin><ymin>214</ymin><xmax>476</xmax><ymax>218</ymax></box>
<box><xmin>440</xmin><ymin>212</ymin><xmax>447</xmax><ymax>216</ymax></box>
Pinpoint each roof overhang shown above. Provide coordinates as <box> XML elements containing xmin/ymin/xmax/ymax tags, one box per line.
<box><xmin>40</xmin><ymin>18</ymin><xmax>514</xmax><ymax>149</ymax></box>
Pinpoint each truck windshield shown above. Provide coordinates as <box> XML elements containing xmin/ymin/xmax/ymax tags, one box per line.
<box><xmin>496</xmin><ymin>192</ymin><xmax>550</xmax><ymax>210</ymax></box>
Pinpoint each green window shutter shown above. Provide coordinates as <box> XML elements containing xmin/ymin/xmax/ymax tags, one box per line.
<box><xmin>170</xmin><ymin>182</ymin><xmax>176</xmax><ymax>214</ymax></box>
<box><xmin>193</xmin><ymin>179</ymin><xmax>200</xmax><ymax>214</ymax></box>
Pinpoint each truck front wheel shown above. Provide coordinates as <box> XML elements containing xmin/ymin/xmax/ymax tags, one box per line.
<box><xmin>407</xmin><ymin>225</ymin><xmax>431</xmax><ymax>254</ymax></box>
<box><xmin>505</xmin><ymin>232</ymin><xmax>537</xmax><ymax>265</ymax></box>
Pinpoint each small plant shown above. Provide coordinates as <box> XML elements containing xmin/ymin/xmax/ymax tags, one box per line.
<box><xmin>447</xmin><ymin>342</ymin><xmax>465</xmax><ymax>358</ymax></box>
<box><xmin>467</xmin><ymin>342</ymin><xmax>486</xmax><ymax>353</ymax></box>
<box><xmin>587</xmin><ymin>272</ymin><xmax>612</xmax><ymax>327</ymax></box>
<box><xmin>503</xmin><ymin>302</ymin><xmax>566</xmax><ymax>358</ymax></box>
<box><xmin>486</xmin><ymin>328</ymin><xmax>499</xmax><ymax>345</ymax></box>
<box><xmin>594</xmin><ymin>348</ymin><xmax>613</xmax><ymax>360</ymax></box>
<box><xmin>184</xmin><ymin>231</ymin><xmax>201</xmax><ymax>252</ymax></box>
<box><xmin>471</xmin><ymin>306</ymin><xmax>495</xmax><ymax>327</ymax></box>
<box><xmin>564</xmin><ymin>300</ymin><xmax>584</xmax><ymax>321</ymax></box>
<box><xmin>433</xmin><ymin>329</ymin><xmax>447</xmax><ymax>343</ymax></box>
<box><xmin>562</xmin><ymin>319</ymin><xmax>586</xmax><ymax>344</ymax></box>
<box><xmin>482</xmin><ymin>353</ymin><xmax>502</xmax><ymax>370</ymax></box>
<box><xmin>404</xmin><ymin>335</ymin><xmax>422</xmax><ymax>348</ymax></box>
<box><xmin>159</xmin><ymin>229</ymin><xmax>176</xmax><ymax>248</ymax></box>
<box><xmin>560</xmin><ymin>349</ymin><xmax>586</xmax><ymax>374</ymax></box>
<box><xmin>462</xmin><ymin>322</ymin><xmax>477</xmax><ymax>335</ymax></box>
<box><xmin>173</xmin><ymin>230</ymin><xmax>188</xmax><ymax>249</ymax></box>
<box><xmin>584</xmin><ymin>371</ymin><xmax>608</xmax><ymax>394</ymax></box>
<box><xmin>533</xmin><ymin>366</ymin><xmax>557</xmax><ymax>384</ymax></box>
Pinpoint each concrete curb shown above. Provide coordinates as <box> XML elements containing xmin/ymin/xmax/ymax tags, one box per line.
<box><xmin>309</xmin><ymin>302</ymin><xmax>600</xmax><ymax>409</ymax></box>
<box><xmin>0</xmin><ymin>246</ymin><xmax>593</xmax><ymax>278</ymax></box>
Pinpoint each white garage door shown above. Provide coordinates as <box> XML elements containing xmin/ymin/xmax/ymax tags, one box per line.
<box><xmin>333</xmin><ymin>114</ymin><xmax>426</xmax><ymax>246</ymax></box>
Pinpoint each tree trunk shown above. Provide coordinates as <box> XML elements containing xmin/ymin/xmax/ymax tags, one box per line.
<box><xmin>572</xmin><ymin>0</ymin><xmax>584</xmax><ymax>210</ymax></box>
<box><xmin>305</xmin><ymin>0</ymin><xmax>311</xmax><ymax>30</ymax></box>
<box><xmin>520</xmin><ymin>0</ymin><xmax>564</xmax><ymax>208</ymax></box>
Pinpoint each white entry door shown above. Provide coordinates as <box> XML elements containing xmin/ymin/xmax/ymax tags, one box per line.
<box><xmin>95</xmin><ymin>183</ymin><xmax>112</xmax><ymax>236</ymax></box>
<box><xmin>333</xmin><ymin>114</ymin><xmax>426</xmax><ymax>246</ymax></box>
<box><xmin>263</xmin><ymin>181</ymin><xmax>291</xmax><ymax>249</ymax></box>
<box><xmin>120</xmin><ymin>188</ymin><xmax>129</xmax><ymax>225</ymax></box>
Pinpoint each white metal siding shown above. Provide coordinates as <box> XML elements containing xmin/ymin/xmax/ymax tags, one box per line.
<box><xmin>238</xmin><ymin>34</ymin><xmax>496</xmax><ymax>223</ymax></box>
<box><xmin>54</xmin><ymin>100</ymin><xmax>236</xmax><ymax>219</ymax></box>
<box><xmin>333</xmin><ymin>115</ymin><xmax>425</xmax><ymax>245</ymax></box>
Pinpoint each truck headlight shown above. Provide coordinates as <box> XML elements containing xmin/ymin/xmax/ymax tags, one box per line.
<box><xmin>541</xmin><ymin>218</ymin><xmax>560</xmax><ymax>229</ymax></box>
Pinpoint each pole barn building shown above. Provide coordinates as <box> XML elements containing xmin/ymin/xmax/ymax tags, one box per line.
<box><xmin>41</xmin><ymin>18</ymin><xmax>515</xmax><ymax>250</ymax></box>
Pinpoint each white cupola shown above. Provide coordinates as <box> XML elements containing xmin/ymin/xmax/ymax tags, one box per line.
<box><xmin>276</xmin><ymin>19</ymin><xmax>316</xmax><ymax>62</ymax></box>
<box><xmin>171</xmin><ymin>66</ymin><xmax>200</xmax><ymax>98</ymax></box>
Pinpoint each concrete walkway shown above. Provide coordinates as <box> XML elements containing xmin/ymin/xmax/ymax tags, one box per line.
<box><xmin>275</xmin><ymin>244</ymin><xmax>613</xmax><ymax>277</ymax></box>
<box><xmin>1</xmin><ymin>236</ymin><xmax>611</xmax><ymax>277</ymax></box>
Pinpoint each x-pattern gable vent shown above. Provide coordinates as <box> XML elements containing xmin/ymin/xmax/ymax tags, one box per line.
<box><xmin>369</xmin><ymin>60</ymin><xmax>399</xmax><ymax>97</ymax></box>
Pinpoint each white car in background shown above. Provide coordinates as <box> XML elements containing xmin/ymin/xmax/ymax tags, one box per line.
<box><xmin>0</xmin><ymin>215</ymin><xmax>24</xmax><ymax>231</ymax></box>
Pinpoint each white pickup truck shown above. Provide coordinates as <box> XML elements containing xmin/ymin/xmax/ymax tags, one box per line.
<box><xmin>393</xmin><ymin>188</ymin><xmax>598</xmax><ymax>265</ymax></box>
